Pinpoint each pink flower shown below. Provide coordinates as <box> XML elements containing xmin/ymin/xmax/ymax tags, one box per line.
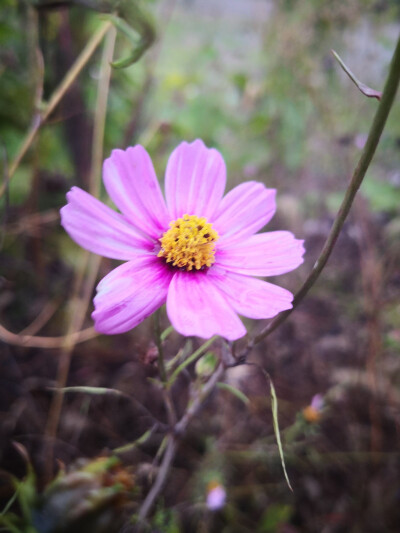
<box><xmin>206</xmin><ymin>482</ymin><xmax>226</xmax><ymax>511</ymax></box>
<box><xmin>61</xmin><ymin>140</ymin><xmax>304</xmax><ymax>341</ymax></box>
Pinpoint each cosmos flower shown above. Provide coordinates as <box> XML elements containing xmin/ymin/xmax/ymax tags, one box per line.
<box><xmin>61</xmin><ymin>140</ymin><xmax>304</xmax><ymax>341</ymax></box>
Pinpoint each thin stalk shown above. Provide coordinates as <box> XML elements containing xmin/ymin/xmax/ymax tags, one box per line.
<box><xmin>137</xmin><ymin>363</ymin><xmax>225</xmax><ymax>525</ymax></box>
<box><xmin>113</xmin><ymin>424</ymin><xmax>160</xmax><ymax>455</ymax></box>
<box><xmin>167</xmin><ymin>335</ymin><xmax>218</xmax><ymax>388</ymax></box>
<box><xmin>154</xmin><ymin>310</ymin><xmax>167</xmax><ymax>383</ymax></box>
<box><xmin>90</xmin><ymin>23</ymin><xmax>116</xmax><ymax>196</ymax></box>
<box><xmin>0</xmin><ymin>20</ymin><xmax>112</xmax><ymax>198</ymax></box>
<box><xmin>0</xmin><ymin>321</ymin><xmax>97</xmax><ymax>348</ymax></box>
<box><xmin>137</xmin><ymin>436</ymin><xmax>178</xmax><ymax>524</ymax></box>
<box><xmin>44</xmin><ymin>24</ymin><xmax>116</xmax><ymax>479</ymax></box>
<box><xmin>154</xmin><ymin>311</ymin><xmax>177</xmax><ymax>426</ymax></box>
<box><xmin>247</xmin><ymin>32</ymin><xmax>400</xmax><ymax>352</ymax></box>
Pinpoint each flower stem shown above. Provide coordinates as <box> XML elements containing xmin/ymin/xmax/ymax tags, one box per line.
<box><xmin>154</xmin><ymin>312</ymin><xmax>178</xmax><ymax>428</ymax></box>
<box><xmin>0</xmin><ymin>20</ymin><xmax>112</xmax><ymax>198</ymax></box>
<box><xmin>167</xmin><ymin>335</ymin><xmax>218</xmax><ymax>388</ymax></box>
<box><xmin>154</xmin><ymin>310</ymin><xmax>168</xmax><ymax>383</ymax></box>
<box><xmin>137</xmin><ymin>363</ymin><xmax>225</xmax><ymax>526</ymax></box>
<box><xmin>137</xmin><ymin>435</ymin><xmax>178</xmax><ymax>524</ymax></box>
<box><xmin>249</xmin><ymin>31</ymin><xmax>400</xmax><ymax>351</ymax></box>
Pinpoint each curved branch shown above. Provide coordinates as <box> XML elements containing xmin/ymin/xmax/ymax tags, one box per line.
<box><xmin>0</xmin><ymin>323</ymin><xmax>98</xmax><ymax>348</ymax></box>
<box><xmin>245</xmin><ymin>32</ymin><xmax>400</xmax><ymax>353</ymax></box>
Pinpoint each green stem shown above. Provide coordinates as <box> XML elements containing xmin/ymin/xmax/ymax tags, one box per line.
<box><xmin>154</xmin><ymin>312</ymin><xmax>177</xmax><ymax>426</ymax></box>
<box><xmin>137</xmin><ymin>363</ymin><xmax>225</xmax><ymax>524</ymax></box>
<box><xmin>249</xmin><ymin>32</ymin><xmax>400</xmax><ymax>351</ymax></box>
<box><xmin>167</xmin><ymin>335</ymin><xmax>218</xmax><ymax>388</ymax></box>
<box><xmin>90</xmin><ymin>24</ymin><xmax>117</xmax><ymax>196</ymax></box>
<box><xmin>154</xmin><ymin>310</ymin><xmax>167</xmax><ymax>383</ymax></box>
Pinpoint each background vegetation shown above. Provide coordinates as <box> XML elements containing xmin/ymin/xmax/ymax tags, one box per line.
<box><xmin>1</xmin><ymin>0</ymin><xmax>400</xmax><ymax>531</ymax></box>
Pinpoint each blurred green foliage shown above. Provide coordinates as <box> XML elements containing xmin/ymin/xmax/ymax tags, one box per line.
<box><xmin>0</xmin><ymin>455</ymin><xmax>135</xmax><ymax>533</ymax></box>
<box><xmin>1</xmin><ymin>0</ymin><xmax>399</xmax><ymax>209</ymax></box>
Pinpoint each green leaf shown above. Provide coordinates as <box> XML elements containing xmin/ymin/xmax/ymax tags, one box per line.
<box><xmin>160</xmin><ymin>325</ymin><xmax>174</xmax><ymax>342</ymax></box>
<box><xmin>332</xmin><ymin>50</ymin><xmax>382</xmax><ymax>101</ymax></box>
<box><xmin>107</xmin><ymin>8</ymin><xmax>155</xmax><ymax>69</ymax></box>
<box><xmin>268</xmin><ymin>374</ymin><xmax>293</xmax><ymax>491</ymax></box>
<box><xmin>259</xmin><ymin>503</ymin><xmax>292</xmax><ymax>532</ymax></box>
<box><xmin>55</xmin><ymin>386</ymin><xmax>124</xmax><ymax>396</ymax></box>
<box><xmin>216</xmin><ymin>382</ymin><xmax>250</xmax><ymax>405</ymax></box>
<box><xmin>1</xmin><ymin>488</ymin><xmax>19</xmax><ymax>517</ymax></box>
<box><xmin>167</xmin><ymin>336</ymin><xmax>218</xmax><ymax>388</ymax></box>
<box><xmin>362</xmin><ymin>176</ymin><xmax>400</xmax><ymax>213</ymax></box>
<box><xmin>195</xmin><ymin>351</ymin><xmax>218</xmax><ymax>379</ymax></box>
<box><xmin>0</xmin><ymin>513</ymin><xmax>24</xmax><ymax>533</ymax></box>
<box><xmin>113</xmin><ymin>427</ymin><xmax>154</xmax><ymax>455</ymax></box>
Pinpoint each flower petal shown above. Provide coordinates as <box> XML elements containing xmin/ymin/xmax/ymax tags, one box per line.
<box><xmin>213</xmin><ymin>182</ymin><xmax>276</xmax><ymax>247</ymax></box>
<box><xmin>103</xmin><ymin>146</ymin><xmax>170</xmax><ymax>239</ymax></box>
<box><xmin>216</xmin><ymin>231</ymin><xmax>305</xmax><ymax>277</ymax></box>
<box><xmin>92</xmin><ymin>256</ymin><xmax>172</xmax><ymax>334</ymax></box>
<box><xmin>60</xmin><ymin>187</ymin><xmax>153</xmax><ymax>260</ymax></box>
<box><xmin>165</xmin><ymin>139</ymin><xmax>226</xmax><ymax>220</ymax></box>
<box><xmin>208</xmin><ymin>267</ymin><xmax>293</xmax><ymax>319</ymax></box>
<box><xmin>166</xmin><ymin>271</ymin><xmax>246</xmax><ymax>341</ymax></box>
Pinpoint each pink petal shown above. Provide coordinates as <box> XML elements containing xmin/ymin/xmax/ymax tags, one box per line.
<box><xmin>165</xmin><ymin>140</ymin><xmax>226</xmax><ymax>220</ymax></box>
<box><xmin>103</xmin><ymin>146</ymin><xmax>170</xmax><ymax>239</ymax></box>
<box><xmin>208</xmin><ymin>267</ymin><xmax>293</xmax><ymax>319</ymax></box>
<box><xmin>212</xmin><ymin>182</ymin><xmax>276</xmax><ymax>247</ymax></box>
<box><xmin>92</xmin><ymin>256</ymin><xmax>172</xmax><ymax>334</ymax></box>
<box><xmin>216</xmin><ymin>231</ymin><xmax>305</xmax><ymax>277</ymax></box>
<box><xmin>166</xmin><ymin>271</ymin><xmax>246</xmax><ymax>341</ymax></box>
<box><xmin>60</xmin><ymin>187</ymin><xmax>153</xmax><ymax>260</ymax></box>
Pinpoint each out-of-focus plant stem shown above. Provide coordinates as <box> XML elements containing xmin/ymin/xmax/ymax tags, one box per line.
<box><xmin>137</xmin><ymin>363</ymin><xmax>225</xmax><ymax>526</ymax></box>
<box><xmin>0</xmin><ymin>20</ymin><xmax>112</xmax><ymax>199</ymax></box>
<box><xmin>167</xmin><ymin>335</ymin><xmax>217</xmax><ymax>388</ymax></box>
<box><xmin>246</xmin><ymin>32</ymin><xmax>400</xmax><ymax>353</ymax></box>
<box><xmin>0</xmin><ymin>322</ymin><xmax>97</xmax><ymax>347</ymax></box>
<box><xmin>90</xmin><ymin>23</ymin><xmax>116</xmax><ymax>195</ymax></box>
<box><xmin>154</xmin><ymin>311</ymin><xmax>177</xmax><ymax>426</ymax></box>
<box><xmin>44</xmin><ymin>23</ymin><xmax>116</xmax><ymax>480</ymax></box>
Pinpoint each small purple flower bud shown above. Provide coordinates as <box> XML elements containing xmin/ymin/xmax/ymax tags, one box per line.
<box><xmin>206</xmin><ymin>482</ymin><xmax>226</xmax><ymax>511</ymax></box>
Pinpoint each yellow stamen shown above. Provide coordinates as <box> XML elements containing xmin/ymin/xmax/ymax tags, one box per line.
<box><xmin>158</xmin><ymin>214</ymin><xmax>219</xmax><ymax>271</ymax></box>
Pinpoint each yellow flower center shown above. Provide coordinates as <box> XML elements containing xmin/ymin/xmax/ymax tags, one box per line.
<box><xmin>158</xmin><ymin>214</ymin><xmax>219</xmax><ymax>271</ymax></box>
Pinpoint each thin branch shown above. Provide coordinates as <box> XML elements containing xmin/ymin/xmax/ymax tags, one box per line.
<box><xmin>44</xmin><ymin>24</ymin><xmax>116</xmax><ymax>479</ymax></box>
<box><xmin>0</xmin><ymin>20</ymin><xmax>112</xmax><ymax>198</ymax></box>
<box><xmin>137</xmin><ymin>435</ymin><xmax>178</xmax><ymax>526</ymax></box>
<box><xmin>136</xmin><ymin>363</ymin><xmax>225</xmax><ymax>526</ymax></box>
<box><xmin>90</xmin><ymin>23</ymin><xmax>117</xmax><ymax>196</ymax></box>
<box><xmin>5</xmin><ymin>209</ymin><xmax>59</xmax><ymax>236</ymax></box>
<box><xmin>244</xmin><ymin>32</ymin><xmax>400</xmax><ymax>354</ymax></box>
<box><xmin>154</xmin><ymin>311</ymin><xmax>177</xmax><ymax>428</ymax></box>
<box><xmin>18</xmin><ymin>300</ymin><xmax>59</xmax><ymax>336</ymax></box>
<box><xmin>174</xmin><ymin>363</ymin><xmax>225</xmax><ymax>436</ymax></box>
<box><xmin>0</xmin><ymin>322</ymin><xmax>97</xmax><ymax>348</ymax></box>
<box><xmin>331</xmin><ymin>49</ymin><xmax>382</xmax><ymax>100</ymax></box>
<box><xmin>167</xmin><ymin>335</ymin><xmax>218</xmax><ymax>389</ymax></box>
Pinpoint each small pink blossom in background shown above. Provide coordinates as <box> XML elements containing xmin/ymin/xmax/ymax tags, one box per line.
<box><xmin>206</xmin><ymin>482</ymin><xmax>226</xmax><ymax>511</ymax></box>
<box><xmin>311</xmin><ymin>393</ymin><xmax>324</xmax><ymax>411</ymax></box>
<box><xmin>354</xmin><ymin>133</ymin><xmax>368</xmax><ymax>151</ymax></box>
<box><xmin>61</xmin><ymin>139</ymin><xmax>305</xmax><ymax>340</ymax></box>
<box><xmin>303</xmin><ymin>393</ymin><xmax>324</xmax><ymax>423</ymax></box>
